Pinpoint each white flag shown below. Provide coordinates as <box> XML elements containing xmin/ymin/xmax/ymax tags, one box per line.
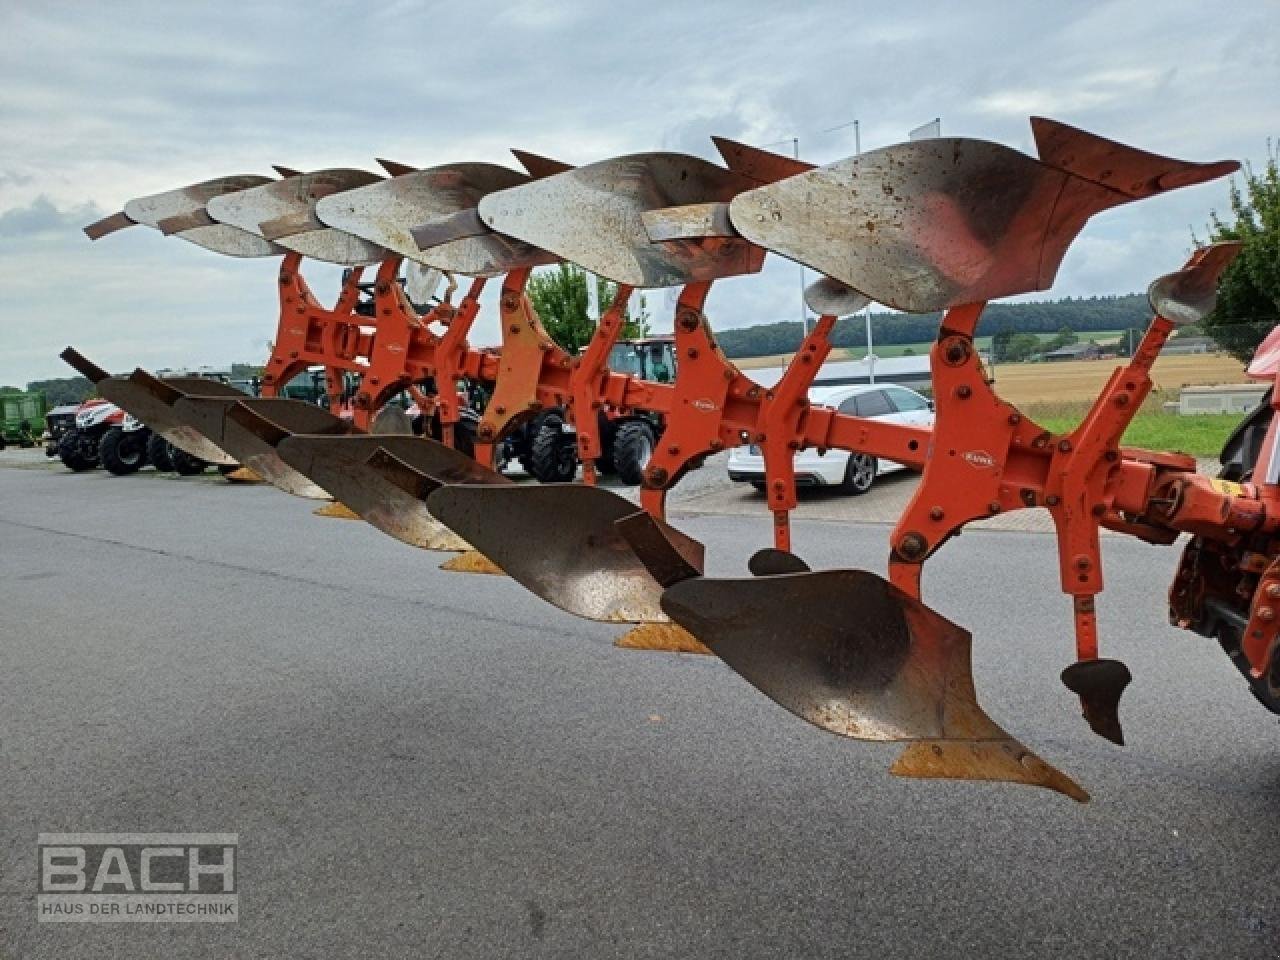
<box><xmin>909</xmin><ymin>118</ymin><xmax>941</xmax><ymax>141</ymax></box>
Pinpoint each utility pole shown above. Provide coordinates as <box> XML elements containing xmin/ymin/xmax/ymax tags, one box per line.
<box><xmin>794</xmin><ymin>137</ymin><xmax>808</xmax><ymax>335</ymax></box>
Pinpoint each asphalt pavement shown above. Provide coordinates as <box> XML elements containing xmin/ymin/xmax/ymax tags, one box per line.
<box><xmin>2</xmin><ymin>461</ymin><xmax>1278</xmax><ymax>959</ymax></box>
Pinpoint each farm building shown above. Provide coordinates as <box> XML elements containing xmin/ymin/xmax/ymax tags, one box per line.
<box><xmin>1163</xmin><ymin>336</ymin><xmax>1217</xmax><ymax>355</ymax></box>
<box><xmin>1042</xmin><ymin>342</ymin><xmax>1103</xmax><ymax>362</ymax></box>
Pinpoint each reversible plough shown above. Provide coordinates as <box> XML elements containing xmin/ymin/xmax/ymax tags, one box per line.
<box><xmin>69</xmin><ymin>117</ymin><xmax>1277</xmax><ymax>802</ymax></box>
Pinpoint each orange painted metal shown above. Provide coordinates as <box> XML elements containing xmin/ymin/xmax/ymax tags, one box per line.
<box><xmin>564</xmin><ymin>284</ymin><xmax>635</xmax><ymax>484</ymax></box>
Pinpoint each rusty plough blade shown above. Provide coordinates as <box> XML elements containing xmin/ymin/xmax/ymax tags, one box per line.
<box><xmin>84</xmin><ymin>175</ymin><xmax>284</xmax><ymax>257</ymax></box>
<box><xmin>77</xmin><ymin>116</ymin><xmax>1254</xmax><ymax>804</ymax></box>
<box><xmin>315</xmin><ymin>162</ymin><xmax>555</xmax><ymax>275</ymax></box>
<box><xmin>60</xmin><ymin>351</ymin><xmax>241</xmax><ymax>466</ymax></box>
<box><xmin>428</xmin><ymin>484</ymin><xmax>702</xmax><ymax>622</ymax></box>
<box><xmin>274</xmin><ymin>434</ymin><xmax>488</xmax><ymax>552</ymax></box>
<box><xmin>662</xmin><ymin>570</ymin><xmax>1088</xmax><ymax>801</ymax></box>
<box><xmin>171</xmin><ymin>397</ymin><xmax>354</xmax><ymax>499</ymax></box>
<box><xmin>477</xmin><ymin>153</ymin><xmax>764</xmax><ymax>287</ymax></box>
<box><xmin>205</xmin><ymin>168</ymin><xmax>387</xmax><ymax>265</ymax></box>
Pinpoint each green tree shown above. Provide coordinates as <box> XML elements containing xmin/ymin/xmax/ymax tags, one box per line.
<box><xmin>1201</xmin><ymin>146</ymin><xmax>1280</xmax><ymax>362</ymax></box>
<box><xmin>26</xmin><ymin>377</ymin><xmax>93</xmax><ymax>406</ymax></box>
<box><xmin>526</xmin><ymin>263</ymin><xmax>650</xmax><ymax>353</ymax></box>
<box><xmin>1046</xmin><ymin>325</ymin><xmax>1078</xmax><ymax>351</ymax></box>
<box><xmin>1004</xmin><ymin>332</ymin><xmax>1042</xmax><ymax>362</ymax></box>
<box><xmin>991</xmin><ymin>330</ymin><xmax>1013</xmax><ymax>363</ymax></box>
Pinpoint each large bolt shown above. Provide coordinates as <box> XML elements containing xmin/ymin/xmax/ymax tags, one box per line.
<box><xmin>987</xmin><ymin>501</ymin><xmax>1001</xmax><ymax>514</ymax></box>
<box><xmin>898</xmin><ymin>532</ymin><xmax>928</xmax><ymax>560</ymax></box>
<box><xmin>677</xmin><ymin>310</ymin><xmax>700</xmax><ymax>332</ymax></box>
<box><xmin>502</xmin><ymin>294</ymin><xmax>519</xmax><ymax>311</ymax></box>
<box><xmin>1008</xmin><ymin>413</ymin><xmax>1022</xmax><ymax>425</ymax></box>
<box><xmin>929</xmin><ymin>507</ymin><xmax>944</xmax><ymax>521</ymax></box>
<box><xmin>955</xmin><ymin>385</ymin><xmax>972</xmax><ymax>399</ymax></box>
<box><xmin>1045</xmin><ymin>494</ymin><xmax>1060</xmax><ymax>506</ymax></box>
<box><xmin>944</xmin><ymin>341</ymin><xmax>968</xmax><ymax>365</ymax></box>
<box><xmin>646</xmin><ymin>467</ymin><xmax>669</xmax><ymax>488</ymax></box>
<box><xmin>687</xmin><ymin>347</ymin><xmax>699</xmax><ymax>359</ymax></box>
<box><xmin>1058</xmin><ymin>439</ymin><xmax>1073</xmax><ymax>453</ymax></box>
<box><xmin>1075</xmin><ymin>555</ymin><xmax>1092</xmax><ymax>571</ymax></box>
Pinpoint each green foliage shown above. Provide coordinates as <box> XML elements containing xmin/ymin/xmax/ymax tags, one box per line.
<box><xmin>1046</xmin><ymin>325</ymin><xmax>1078</xmax><ymax>350</ymax></box>
<box><xmin>1201</xmin><ymin>145</ymin><xmax>1280</xmax><ymax>362</ymax></box>
<box><xmin>1033</xmin><ymin>410</ymin><xmax>1243</xmax><ymax>458</ymax></box>
<box><xmin>26</xmin><ymin>376</ymin><xmax>92</xmax><ymax>407</ymax></box>
<box><xmin>1003</xmin><ymin>332</ymin><xmax>1043</xmax><ymax>362</ymax></box>
<box><xmin>717</xmin><ymin>294</ymin><xmax>1153</xmax><ymax>359</ymax></box>
<box><xmin>526</xmin><ymin>263</ymin><xmax>650</xmax><ymax>352</ymax></box>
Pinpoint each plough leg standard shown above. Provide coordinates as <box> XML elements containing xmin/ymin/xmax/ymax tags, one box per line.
<box><xmin>74</xmin><ymin>117</ymin><xmax>1267</xmax><ymax>801</ymax></box>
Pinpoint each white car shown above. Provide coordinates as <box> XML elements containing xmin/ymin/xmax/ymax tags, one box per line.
<box><xmin>727</xmin><ymin>383</ymin><xmax>934</xmax><ymax>494</ymax></box>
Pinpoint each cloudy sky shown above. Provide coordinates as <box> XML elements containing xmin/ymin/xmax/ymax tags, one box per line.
<box><xmin>1</xmin><ymin>0</ymin><xmax>1276</xmax><ymax>386</ymax></box>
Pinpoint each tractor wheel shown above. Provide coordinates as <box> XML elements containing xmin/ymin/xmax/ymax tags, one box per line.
<box><xmin>147</xmin><ymin>433</ymin><xmax>173</xmax><ymax>472</ymax></box>
<box><xmin>529</xmin><ymin>414</ymin><xmax>578</xmax><ymax>483</ymax></box>
<box><xmin>612</xmin><ymin>420</ymin><xmax>656</xmax><ymax>486</ymax></box>
<box><xmin>841</xmin><ymin>453</ymin><xmax>877</xmax><ymax>495</ymax></box>
<box><xmin>57</xmin><ymin>428</ymin><xmax>99</xmax><ymax>472</ymax></box>
<box><xmin>99</xmin><ymin>427</ymin><xmax>147</xmax><ymax>475</ymax></box>
<box><xmin>453</xmin><ymin>415</ymin><xmax>478</xmax><ymax>459</ymax></box>
<box><xmin>168</xmin><ymin>443</ymin><xmax>208</xmax><ymax>476</ymax></box>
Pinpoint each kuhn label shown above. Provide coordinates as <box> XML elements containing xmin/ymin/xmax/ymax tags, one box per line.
<box><xmin>691</xmin><ymin>398</ymin><xmax>718</xmax><ymax>412</ymax></box>
<box><xmin>963</xmin><ymin>450</ymin><xmax>996</xmax><ymax>469</ymax></box>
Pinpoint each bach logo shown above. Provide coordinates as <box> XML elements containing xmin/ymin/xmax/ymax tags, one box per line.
<box><xmin>38</xmin><ymin>833</ymin><xmax>238</xmax><ymax>923</ymax></box>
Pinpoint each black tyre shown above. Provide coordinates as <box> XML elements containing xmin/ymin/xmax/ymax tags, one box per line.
<box><xmin>529</xmin><ymin>414</ymin><xmax>578</xmax><ymax>483</ymax></box>
<box><xmin>167</xmin><ymin>443</ymin><xmax>208</xmax><ymax>476</ymax></box>
<box><xmin>593</xmin><ymin>412</ymin><xmax>617</xmax><ymax>475</ymax></box>
<box><xmin>453</xmin><ymin>416</ymin><xmax>478</xmax><ymax>461</ymax></box>
<box><xmin>57</xmin><ymin>428</ymin><xmax>99</xmax><ymax>472</ymax></box>
<box><xmin>612</xmin><ymin>420</ymin><xmax>656</xmax><ymax>486</ymax></box>
<box><xmin>841</xmin><ymin>452</ymin><xmax>877</xmax><ymax>495</ymax></box>
<box><xmin>99</xmin><ymin>427</ymin><xmax>147</xmax><ymax>475</ymax></box>
<box><xmin>147</xmin><ymin>433</ymin><xmax>174</xmax><ymax>472</ymax></box>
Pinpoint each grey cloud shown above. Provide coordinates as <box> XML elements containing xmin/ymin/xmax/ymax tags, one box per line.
<box><xmin>0</xmin><ymin>195</ymin><xmax>102</xmax><ymax>238</ymax></box>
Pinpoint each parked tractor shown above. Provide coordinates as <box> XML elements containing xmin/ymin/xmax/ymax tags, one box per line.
<box><xmin>528</xmin><ymin>337</ymin><xmax>676</xmax><ymax>484</ymax></box>
<box><xmin>55</xmin><ymin>398</ymin><xmax>124</xmax><ymax>471</ymax></box>
<box><xmin>0</xmin><ymin>390</ymin><xmax>47</xmax><ymax>450</ymax></box>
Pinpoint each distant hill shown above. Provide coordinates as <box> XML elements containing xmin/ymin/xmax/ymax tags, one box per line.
<box><xmin>714</xmin><ymin>294</ymin><xmax>1151</xmax><ymax>359</ymax></box>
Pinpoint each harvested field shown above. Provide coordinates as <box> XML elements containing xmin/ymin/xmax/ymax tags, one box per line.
<box><xmin>989</xmin><ymin>353</ymin><xmax>1249</xmax><ymax>406</ymax></box>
